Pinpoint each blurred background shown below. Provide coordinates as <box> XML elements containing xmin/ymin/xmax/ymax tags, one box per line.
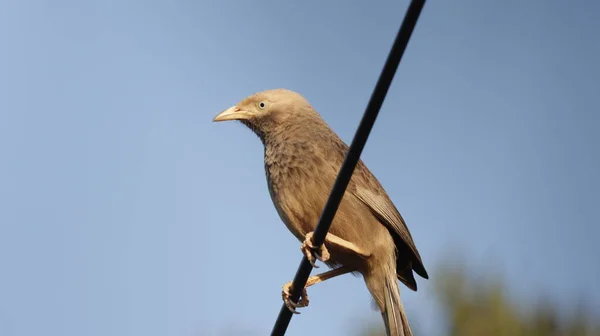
<box><xmin>1</xmin><ymin>0</ymin><xmax>599</xmax><ymax>335</ymax></box>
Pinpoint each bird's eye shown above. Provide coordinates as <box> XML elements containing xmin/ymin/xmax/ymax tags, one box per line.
<box><xmin>258</xmin><ymin>101</ymin><xmax>267</xmax><ymax>109</ymax></box>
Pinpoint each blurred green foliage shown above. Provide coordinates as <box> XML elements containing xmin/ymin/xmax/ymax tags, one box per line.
<box><xmin>359</xmin><ymin>258</ymin><xmax>600</xmax><ymax>336</ymax></box>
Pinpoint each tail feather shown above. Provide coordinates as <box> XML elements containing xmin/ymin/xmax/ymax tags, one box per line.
<box><xmin>382</xmin><ymin>273</ymin><xmax>412</xmax><ymax>336</ymax></box>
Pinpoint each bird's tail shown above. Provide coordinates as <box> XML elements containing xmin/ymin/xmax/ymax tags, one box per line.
<box><xmin>365</xmin><ymin>266</ymin><xmax>413</xmax><ymax>336</ymax></box>
<box><xmin>381</xmin><ymin>272</ymin><xmax>412</xmax><ymax>336</ymax></box>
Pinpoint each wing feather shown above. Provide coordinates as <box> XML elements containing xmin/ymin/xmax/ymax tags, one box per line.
<box><xmin>350</xmin><ymin>168</ymin><xmax>428</xmax><ymax>279</ymax></box>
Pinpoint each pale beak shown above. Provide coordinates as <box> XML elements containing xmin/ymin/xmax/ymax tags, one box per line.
<box><xmin>212</xmin><ymin>106</ymin><xmax>253</xmax><ymax>122</ymax></box>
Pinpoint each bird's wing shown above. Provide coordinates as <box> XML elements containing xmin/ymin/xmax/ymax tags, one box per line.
<box><xmin>350</xmin><ymin>177</ymin><xmax>429</xmax><ymax>279</ymax></box>
<box><xmin>322</xmin><ymin>134</ymin><xmax>428</xmax><ymax>278</ymax></box>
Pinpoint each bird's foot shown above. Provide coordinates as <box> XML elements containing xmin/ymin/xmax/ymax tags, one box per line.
<box><xmin>301</xmin><ymin>231</ymin><xmax>330</xmax><ymax>268</ymax></box>
<box><xmin>282</xmin><ymin>281</ymin><xmax>309</xmax><ymax>314</ymax></box>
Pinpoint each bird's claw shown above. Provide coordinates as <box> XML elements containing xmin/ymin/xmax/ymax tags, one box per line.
<box><xmin>282</xmin><ymin>281</ymin><xmax>309</xmax><ymax>314</ymax></box>
<box><xmin>301</xmin><ymin>231</ymin><xmax>330</xmax><ymax>268</ymax></box>
<box><xmin>281</xmin><ymin>232</ymin><xmax>327</xmax><ymax>313</ymax></box>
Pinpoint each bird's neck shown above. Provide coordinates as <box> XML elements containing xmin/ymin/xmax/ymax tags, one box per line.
<box><xmin>264</xmin><ymin>131</ymin><xmax>313</xmax><ymax>166</ymax></box>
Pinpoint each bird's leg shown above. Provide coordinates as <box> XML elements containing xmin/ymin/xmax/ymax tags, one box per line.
<box><xmin>282</xmin><ymin>265</ymin><xmax>354</xmax><ymax>314</ymax></box>
<box><xmin>301</xmin><ymin>231</ymin><xmax>371</xmax><ymax>268</ymax></box>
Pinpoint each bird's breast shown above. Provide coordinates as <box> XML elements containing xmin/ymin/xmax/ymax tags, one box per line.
<box><xmin>264</xmin><ymin>144</ymin><xmax>333</xmax><ymax>241</ymax></box>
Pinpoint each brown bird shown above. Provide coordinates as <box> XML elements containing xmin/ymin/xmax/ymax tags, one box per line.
<box><xmin>213</xmin><ymin>88</ymin><xmax>428</xmax><ymax>336</ymax></box>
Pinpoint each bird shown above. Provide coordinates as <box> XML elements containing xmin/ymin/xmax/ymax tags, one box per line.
<box><xmin>212</xmin><ymin>88</ymin><xmax>428</xmax><ymax>336</ymax></box>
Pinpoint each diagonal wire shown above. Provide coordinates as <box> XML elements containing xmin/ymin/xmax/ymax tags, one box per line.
<box><xmin>269</xmin><ymin>1</ymin><xmax>426</xmax><ymax>335</ymax></box>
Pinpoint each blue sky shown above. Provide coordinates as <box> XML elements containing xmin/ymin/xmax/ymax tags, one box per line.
<box><xmin>1</xmin><ymin>0</ymin><xmax>599</xmax><ymax>335</ymax></box>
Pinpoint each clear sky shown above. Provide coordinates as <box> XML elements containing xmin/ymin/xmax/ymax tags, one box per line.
<box><xmin>1</xmin><ymin>0</ymin><xmax>599</xmax><ymax>335</ymax></box>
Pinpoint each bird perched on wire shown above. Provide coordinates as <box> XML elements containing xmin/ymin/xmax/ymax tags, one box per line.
<box><xmin>213</xmin><ymin>88</ymin><xmax>428</xmax><ymax>336</ymax></box>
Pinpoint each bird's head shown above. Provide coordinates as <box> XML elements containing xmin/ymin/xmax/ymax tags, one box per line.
<box><xmin>213</xmin><ymin>88</ymin><xmax>321</xmax><ymax>141</ymax></box>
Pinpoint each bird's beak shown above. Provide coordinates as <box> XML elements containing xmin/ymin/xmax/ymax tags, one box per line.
<box><xmin>212</xmin><ymin>106</ymin><xmax>252</xmax><ymax>122</ymax></box>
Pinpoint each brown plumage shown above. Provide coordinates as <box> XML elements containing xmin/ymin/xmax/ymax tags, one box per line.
<box><xmin>213</xmin><ymin>88</ymin><xmax>428</xmax><ymax>336</ymax></box>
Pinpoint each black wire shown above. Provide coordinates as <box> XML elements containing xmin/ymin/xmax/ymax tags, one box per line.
<box><xmin>269</xmin><ymin>1</ymin><xmax>426</xmax><ymax>335</ymax></box>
